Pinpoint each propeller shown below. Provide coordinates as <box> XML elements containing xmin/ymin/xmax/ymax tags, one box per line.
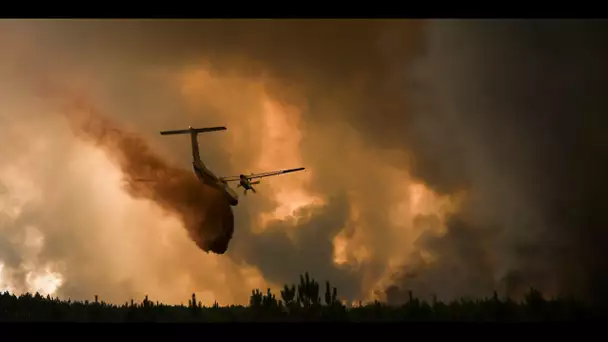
<box><xmin>239</xmin><ymin>173</ymin><xmax>262</xmax><ymax>196</ymax></box>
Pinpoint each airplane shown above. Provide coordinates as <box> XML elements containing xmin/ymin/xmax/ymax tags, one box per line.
<box><xmin>159</xmin><ymin>126</ymin><xmax>305</xmax><ymax>206</ymax></box>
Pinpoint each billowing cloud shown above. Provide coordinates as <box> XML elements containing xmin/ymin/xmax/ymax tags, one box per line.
<box><xmin>39</xmin><ymin>85</ymin><xmax>234</xmax><ymax>255</ymax></box>
<box><xmin>385</xmin><ymin>20</ymin><xmax>608</xmax><ymax>304</ymax></box>
<box><xmin>1</xmin><ymin>19</ymin><xmax>604</xmax><ymax>306</ymax></box>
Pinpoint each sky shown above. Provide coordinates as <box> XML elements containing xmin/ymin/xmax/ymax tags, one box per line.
<box><xmin>0</xmin><ymin>19</ymin><xmax>607</xmax><ymax>306</ymax></box>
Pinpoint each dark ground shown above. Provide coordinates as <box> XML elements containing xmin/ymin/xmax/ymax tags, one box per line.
<box><xmin>0</xmin><ymin>273</ymin><xmax>599</xmax><ymax>322</ymax></box>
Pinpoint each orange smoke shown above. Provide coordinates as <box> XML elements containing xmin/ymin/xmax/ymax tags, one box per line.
<box><xmin>39</xmin><ymin>86</ymin><xmax>235</xmax><ymax>255</ymax></box>
<box><xmin>177</xmin><ymin>65</ymin><xmax>322</xmax><ymax>230</ymax></box>
<box><xmin>175</xmin><ymin>62</ymin><xmax>465</xmax><ymax>302</ymax></box>
<box><xmin>256</xmin><ymin>99</ymin><xmax>323</xmax><ymax>227</ymax></box>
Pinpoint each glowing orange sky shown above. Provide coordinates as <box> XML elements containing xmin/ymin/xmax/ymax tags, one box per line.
<box><xmin>0</xmin><ymin>21</ymin><xmax>467</xmax><ymax>305</ymax></box>
<box><xmin>0</xmin><ymin>64</ymin><xmax>463</xmax><ymax>304</ymax></box>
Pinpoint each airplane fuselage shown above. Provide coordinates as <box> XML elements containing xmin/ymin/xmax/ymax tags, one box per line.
<box><xmin>160</xmin><ymin>126</ymin><xmax>300</xmax><ymax>206</ymax></box>
<box><xmin>193</xmin><ymin>161</ymin><xmax>239</xmax><ymax>206</ymax></box>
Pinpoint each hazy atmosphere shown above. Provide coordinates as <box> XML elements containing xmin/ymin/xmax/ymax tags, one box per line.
<box><xmin>0</xmin><ymin>19</ymin><xmax>606</xmax><ymax>306</ymax></box>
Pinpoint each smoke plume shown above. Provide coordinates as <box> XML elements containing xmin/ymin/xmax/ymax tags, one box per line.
<box><xmin>1</xmin><ymin>20</ymin><xmax>607</xmax><ymax>306</ymax></box>
<box><xmin>42</xmin><ymin>87</ymin><xmax>234</xmax><ymax>255</ymax></box>
<box><xmin>384</xmin><ymin>20</ymin><xmax>608</xmax><ymax>305</ymax></box>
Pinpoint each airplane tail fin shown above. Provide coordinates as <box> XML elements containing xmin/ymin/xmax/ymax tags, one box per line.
<box><xmin>160</xmin><ymin>126</ymin><xmax>227</xmax><ymax>135</ymax></box>
<box><xmin>159</xmin><ymin>126</ymin><xmax>226</xmax><ymax>164</ymax></box>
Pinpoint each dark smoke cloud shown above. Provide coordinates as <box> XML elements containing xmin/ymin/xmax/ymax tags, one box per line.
<box><xmin>2</xmin><ymin>19</ymin><xmax>607</xmax><ymax>305</ymax></box>
<box><xmin>40</xmin><ymin>87</ymin><xmax>234</xmax><ymax>255</ymax></box>
<box><xmin>228</xmin><ymin>194</ymin><xmax>364</xmax><ymax>299</ymax></box>
<box><xmin>385</xmin><ymin>20</ymin><xmax>608</xmax><ymax>304</ymax></box>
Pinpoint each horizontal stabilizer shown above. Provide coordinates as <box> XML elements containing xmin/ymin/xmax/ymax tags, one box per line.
<box><xmin>160</xmin><ymin>126</ymin><xmax>227</xmax><ymax>135</ymax></box>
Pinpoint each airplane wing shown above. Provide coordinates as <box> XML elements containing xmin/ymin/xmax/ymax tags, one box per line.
<box><xmin>221</xmin><ymin>167</ymin><xmax>305</xmax><ymax>182</ymax></box>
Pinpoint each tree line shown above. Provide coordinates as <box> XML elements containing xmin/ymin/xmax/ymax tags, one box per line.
<box><xmin>0</xmin><ymin>272</ymin><xmax>597</xmax><ymax>321</ymax></box>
